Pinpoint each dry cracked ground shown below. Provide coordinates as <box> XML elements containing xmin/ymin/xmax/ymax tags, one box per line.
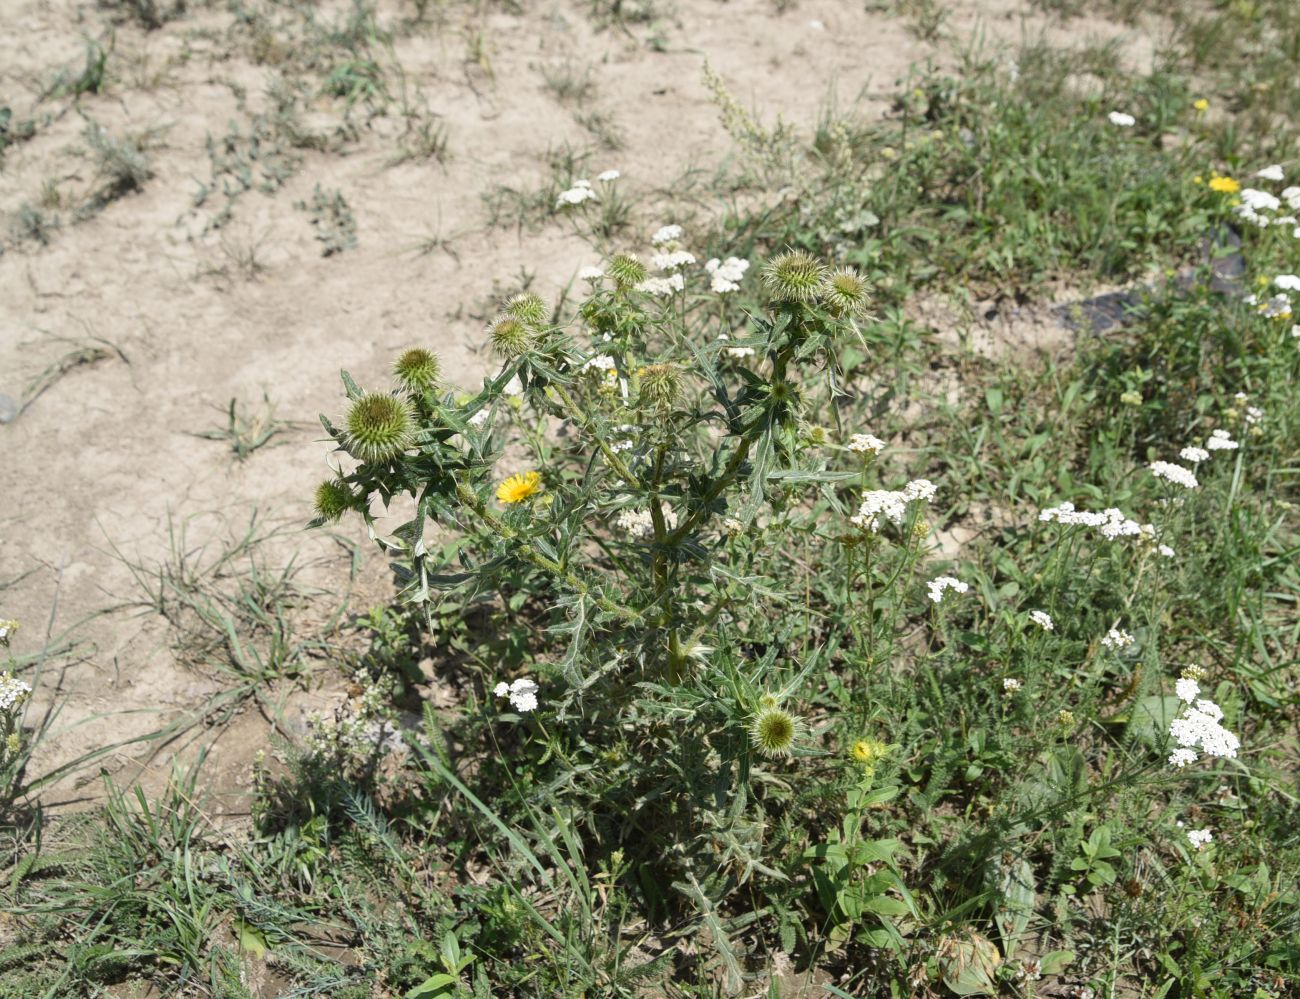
<box><xmin>0</xmin><ymin>0</ymin><xmax>1155</xmax><ymax>810</ymax></box>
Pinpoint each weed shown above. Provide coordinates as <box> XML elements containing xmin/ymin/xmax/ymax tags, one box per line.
<box><xmin>192</xmin><ymin>395</ymin><xmax>298</xmax><ymax>459</ymax></box>
<box><xmin>298</xmin><ymin>184</ymin><xmax>357</xmax><ymax>256</ymax></box>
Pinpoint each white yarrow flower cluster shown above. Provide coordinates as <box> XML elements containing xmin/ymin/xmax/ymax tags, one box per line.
<box><xmin>1256</xmin><ymin>164</ymin><xmax>1285</xmax><ymax>182</ymax></box>
<box><xmin>1169</xmin><ymin>696</ymin><xmax>1239</xmax><ymax>762</ymax></box>
<box><xmin>1206</xmin><ymin>429</ymin><xmax>1238</xmax><ymax>450</ymax></box>
<box><xmin>557</xmin><ymin>179</ymin><xmax>597</xmax><ymax>207</ymax></box>
<box><xmin>578</xmin><ymin>265</ymin><xmax>604</xmax><ymax>282</ymax></box>
<box><xmin>494</xmin><ymin>677</ymin><xmax>539</xmax><ymax>713</ymax></box>
<box><xmin>652</xmin><ymin>249</ymin><xmax>697</xmax><ymax>271</ymax></box>
<box><xmin>1029</xmin><ymin>610</ymin><xmax>1054</xmax><ymax>631</ymax></box>
<box><xmin>636</xmin><ymin>273</ymin><xmax>685</xmax><ymax>297</ymax></box>
<box><xmin>597</xmin><ymin>169</ymin><xmax>620</xmax><ymax>182</ymax></box>
<box><xmin>1179</xmin><ymin>446</ymin><xmax>1209</xmax><ymax>463</ymax></box>
<box><xmin>1038</xmin><ymin>503</ymin><xmax>1171</xmax><ymax>551</ymax></box>
<box><xmin>1175</xmin><ymin>677</ymin><xmax>1200</xmax><ymax>703</ymax></box>
<box><xmin>1149</xmin><ymin>460</ymin><xmax>1198</xmax><ymax>489</ymax></box>
<box><xmin>614</xmin><ymin>506</ymin><xmax>677</xmax><ymax>540</ymax></box>
<box><xmin>651</xmin><ymin>224</ymin><xmax>683</xmax><ymax>246</ymax></box>
<box><xmin>1275</xmin><ymin>273</ymin><xmax>1300</xmax><ymax>291</ymax></box>
<box><xmin>1002</xmin><ymin>677</ymin><xmax>1022</xmax><ymax>693</ymax></box>
<box><xmin>846</xmin><ymin>433</ymin><xmax>886</xmax><ymax>455</ymax></box>
<box><xmin>1186</xmin><ymin>827</ymin><xmax>1213</xmax><ymax>850</ymax></box>
<box><xmin>705</xmin><ymin>256</ymin><xmax>749</xmax><ymax>293</ymax></box>
<box><xmin>1100</xmin><ymin>627</ymin><xmax>1134</xmax><ymax>650</ymax></box>
<box><xmin>0</xmin><ymin>673</ymin><xmax>32</xmax><ymax>713</ymax></box>
<box><xmin>1108</xmin><ymin>111</ymin><xmax>1136</xmax><ymax>127</ymax></box>
<box><xmin>851</xmin><ymin>479</ymin><xmax>936</xmax><ymax>532</ymax></box>
<box><xmin>584</xmin><ymin>354</ymin><xmax>617</xmax><ymax>373</ymax></box>
<box><xmin>927</xmin><ymin>576</ymin><xmax>969</xmax><ymax>604</ymax></box>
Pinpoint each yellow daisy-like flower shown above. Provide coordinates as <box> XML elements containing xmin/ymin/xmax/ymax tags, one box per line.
<box><xmin>1193</xmin><ymin>98</ymin><xmax>1209</xmax><ymax>112</ymax></box>
<box><xmin>496</xmin><ymin>471</ymin><xmax>542</xmax><ymax>504</ymax></box>
<box><xmin>851</xmin><ymin>737</ymin><xmax>888</xmax><ymax>765</ymax></box>
<box><xmin>1208</xmin><ymin>175</ymin><xmax>1240</xmax><ymax>194</ymax></box>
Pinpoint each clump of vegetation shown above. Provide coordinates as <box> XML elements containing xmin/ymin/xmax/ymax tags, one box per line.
<box><xmin>299</xmin><ymin>183</ymin><xmax>357</xmax><ymax>255</ymax></box>
<box><xmin>2</xmin><ymin>1</ymin><xmax>1299</xmax><ymax>997</ymax></box>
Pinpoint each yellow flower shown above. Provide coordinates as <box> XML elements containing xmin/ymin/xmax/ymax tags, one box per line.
<box><xmin>496</xmin><ymin>471</ymin><xmax>542</xmax><ymax>504</ymax></box>
<box><xmin>1193</xmin><ymin>98</ymin><xmax>1209</xmax><ymax>112</ymax></box>
<box><xmin>851</xmin><ymin>737</ymin><xmax>888</xmax><ymax>765</ymax></box>
<box><xmin>1208</xmin><ymin>175</ymin><xmax>1240</xmax><ymax>194</ymax></box>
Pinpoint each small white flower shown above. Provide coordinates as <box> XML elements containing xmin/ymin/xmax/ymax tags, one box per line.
<box><xmin>1259</xmin><ymin>292</ymin><xmax>1293</xmax><ymax>319</ymax></box>
<box><xmin>1108</xmin><ymin>111</ymin><xmax>1136</xmax><ymax>127</ymax></box>
<box><xmin>1186</xmin><ymin>827</ymin><xmax>1213</xmax><ymax>850</ymax></box>
<box><xmin>651</xmin><ymin>224</ymin><xmax>683</xmax><ymax>246</ymax></box>
<box><xmin>1284</xmin><ymin>186</ymin><xmax>1300</xmax><ymax>210</ymax></box>
<box><xmin>493</xmin><ymin>677</ymin><xmax>539</xmax><ymax>713</ymax></box>
<box><xmin>597</xmin><ymin>169</ymin><xmax>620</xmax><ymax>182</ymax></box>
<box><xmin>704</xmin><ymin>256</ymin><xmax>749</xmax><ymax>294</ymax></box>
<box><xmin>652</xmin><ymin>249</ymin><xmax>696</xmax><ymax>271</ymax></box>
<box><xmin>1169</xmin><ymin>698</ymin><xmax>1239</xmax><ymax>758</ymax></box>
<box><xmin>902</xmin><ymin>479</ymin><xmax>937</xmax><ymax>502</ymax></box>
<box><xmin>636</xmin><ymin>273</ymin><xmax>684</xmax><ymax>297</ymax></box>
<box><xmin>0</xmin><ymin>673</ymin><xmax>32</xmax><ymax>712</ymax></box>
<box><xmin>1244</xmin><ymin>405</ymin><xmax>1263</xmax><ymax>425</ymax></box>
<box><xmin>584</xmin><ymin>354</ymin><xmax>617</xmax><ymax>372</ymax></box>
<box><xmin>1168</xmin><ymin>748</ymin><xmax>1198</xmax><ymax>768</ymax></box>
<box><xmin>1275</xmin><ymin>274</ymin><xmax>1300</xmax><ymax>291</ymax></box>
<box><xmin>1101</xmin><ymin>628</ymin><xmax>1134</xmax><ymax>650</ymax></box>
<box><xmin>1175</xmin><ymin>677</ymin><xmax>1200</xmax><ymax>703</ymax></box>
<box><xmin>1206</xmin><ymin>429</ymin><xmax>1238</xmax><ymax>450</ymax></box>
<box><xmin>1002</xmin><ymin>677</ymin><xmax>1022</xmax><ymax>693</ymax></box>
<box><xmin>1292</xmin><ymin>324</ymin><xmax>1300</xmax><ymax>339</ymax></box>
<box><xmin>1029</xmin><ymin>610</ymin><xmax>1054</xmax><ymax>631</ymax></box>
<box><xmin>557</xmin><ymin>184</ymin><xmax>597</xmax><ymax>207</ymax></box>
<box><xmin>1149</xmin><ymin>461</ymin><xmax>1199</xmax><ymax>489</ymax></box>
<box><xmin>1255</xmin><ymin>164</ymin><xmax>1285</xmax><ymax>182</ymax></box>
<box><xmin>1179</xmin><ymin>446</ymin><xmax>1209</xmax><ymax>463</ymax></box>
<box><xmin>846</xmin><ymin>433</ymin><xmax>886</xmax><ymax>455</ymax></box>
<box><xmin>927</xmin><ymin>576</ymin><xmax>969</xmax><ymax>604</ymax></box>
<box><xmin>1158</xmin><ymin>544</ymin><xmax>1175</xmax><ymax>558</ymax></box>
<box><xmin>578</xmin><ymin>266</ymin><xmax>604</xmax><ymax>281</ymax></box>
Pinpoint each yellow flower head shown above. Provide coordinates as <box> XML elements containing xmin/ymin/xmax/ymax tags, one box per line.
<box><xmin>851</xmin><ymin>737</ymin><xmax>889</xmax><ymax>765</ymax></box>
<box><xmin>1208</xmin><ymin>175</ymin><xmax>1240</xmax><ymax>194</ymax></box>
<box><xmin>1193</xmin><ymin>98</ymin><xmax>1209</xmax><ymax>112</ymax></box>
<box><xmin>496</xmin><ymin>471</ymin><xmax>543</xmax><ymax>504</ymax></box>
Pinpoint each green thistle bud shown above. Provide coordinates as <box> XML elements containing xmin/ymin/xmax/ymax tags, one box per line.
<box><xmin>314</xmin><ymin>478</ymin><xmax>355</xmax><ymax>522</ymax></box>
<box><xmin>393</xmin><ymin>348</ymin><xmax>441</xmax><ymax>394</ymax></box>
<box><xmin>750</xmin><ymin>706</ymin><xmax>799</xmax><ymax>758</ymax></box>
<box><xmin>487</xmin><ymin>314</ymin><xmax>536</xmax><ymax>358</ymax></box>
<box><xmin>345</xmin><ymin>393</ymin><xmax>417</xmax><ymax>464</ymax></box>
<box><xmin>762</xmin><ymin>250</ymin><xmax>827</xmax><ymax>304</ymax></box>
<box><xmin>608</xmin><ymin>253</ymin><xmax>647</xmax><ymax>289</ymax></box>
<box><xmin>503</xmin><ymin>292</ymin><xmax>548</xmax><ymax>326</ymax></box>
<box><xmin>637</xmin><ymin>363</ymin><xmax>682</xmax><ymax>412</ymax></box>
<box><xmin>822</xmin><ymin>267</ymin><xmax>871</xmax><ymax>317</ymax></box>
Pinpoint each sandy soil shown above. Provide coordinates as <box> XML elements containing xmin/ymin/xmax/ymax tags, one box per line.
<box><xmin>0</xmin><ymin>0</ymin><xmax>1156</xmax><ymax>806</ymax></box>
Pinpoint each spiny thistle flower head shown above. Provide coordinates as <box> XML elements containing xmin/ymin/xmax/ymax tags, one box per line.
<box><xmin>822</xmin><ymin>267</ymin><xmax>871</xmax><ymax>317</ymax></box>
<box><xmin>638</xmin><ymin>363</ymin><xmax>682</xmax><ymax>412</ymax></box>
<box><xmin>314</xmin><ymin>478</ymin><xmax>355</xmax><ymax>522</ymax></box>
<box><xmin>762</xmin><ymin>250</ymin><xmax>827</xmax><ymax>304</ymax></box>
<box><xmin>503</xmin><ymin>291</ymin><xmax>548</xmax><ymax>326</ymax></box>
<box><xmin>608</xmin><ymin>253</ymin><xmax>648</xmax><ymax>289</ymax></box>
<box><xmin>487</xmin><ymin>314</ymin><xmax>537</xmax><ymax>359</ymax></box>
<box><xmin>393</xmin><ymin>348</ymin><xmax>440</xmax><ymax>394</ymax></box>
<box><xmin>750</xmin><ymin>706</ymin><xmax>798</xmax><ymax>758</ymax></box>
<box><xmin>345</xmin><ymin>393</ymin><xmax>417</xmax><ymax>464</ymax></box>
